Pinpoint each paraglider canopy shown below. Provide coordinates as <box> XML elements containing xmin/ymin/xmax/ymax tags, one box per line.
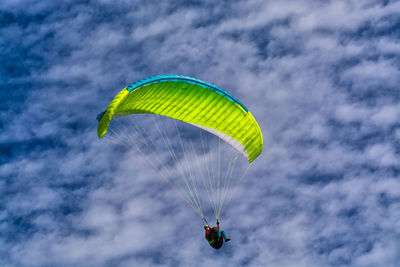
<box><xmin>97</xmin><ymin>75</ymin><xmax>263</xmax><ymax>163</ymax></box>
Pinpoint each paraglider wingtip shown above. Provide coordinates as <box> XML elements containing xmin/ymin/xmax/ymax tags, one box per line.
<box><xmin>96</xmin><ymin>111</ymin><xmax>106</xmax><ymax>121</ymax></box>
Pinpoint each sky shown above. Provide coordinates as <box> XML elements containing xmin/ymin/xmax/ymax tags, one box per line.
<box><xmin>1</xmin><ymin>0</ymin><xmax>400</xmax><ymax>266</ymax></box>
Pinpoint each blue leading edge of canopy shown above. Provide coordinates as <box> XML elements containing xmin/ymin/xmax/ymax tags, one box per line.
<box><xmin>125</xmin><ymin>75</ymin><xmax>249</xmax><ymax>112</ymax></box>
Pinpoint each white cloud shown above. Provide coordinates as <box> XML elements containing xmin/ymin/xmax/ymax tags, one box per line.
<box><xmin>2</xmin><ymin>0</ymin><xmax>400</xmax><ymax>266</ymax></box>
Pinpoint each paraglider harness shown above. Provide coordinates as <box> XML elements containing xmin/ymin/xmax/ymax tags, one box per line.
<box><xmin>205</xmin><ymin>220</ymin><xmax>224</xmax><ymax>249</ymax></box>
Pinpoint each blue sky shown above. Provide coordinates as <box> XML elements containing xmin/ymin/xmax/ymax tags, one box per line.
<box><xmin>1</xmin><ymin>0</ymin><xmax>400</xmax><ymax>266</ymax></box>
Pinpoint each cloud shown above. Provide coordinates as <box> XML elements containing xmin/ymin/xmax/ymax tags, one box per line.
<box><xmin>2</xmin><ymin>0</ymin><xmax>400</xmax><ymax>266</ymax></box>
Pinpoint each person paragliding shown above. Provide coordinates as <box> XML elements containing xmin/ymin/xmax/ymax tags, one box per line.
<box><xmin>204</xmin><ymin>220</ymin><xmax>230</xmax><ymax>249</ymax></box>
<box><xmin>97</xmin><ymin>75</ymin><xmax>263</xmax><ymax>248</ymax></box>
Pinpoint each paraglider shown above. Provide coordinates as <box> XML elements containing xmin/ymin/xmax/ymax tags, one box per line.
<box><xmin>204</xmin><ymin>220</ymin><xmax>230</xmax><ymax>249</ymax></box>
<box><xmin>97</xmin><ymin>75</ymin><xmax>263</xmax><ymax>248</ymax></box>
